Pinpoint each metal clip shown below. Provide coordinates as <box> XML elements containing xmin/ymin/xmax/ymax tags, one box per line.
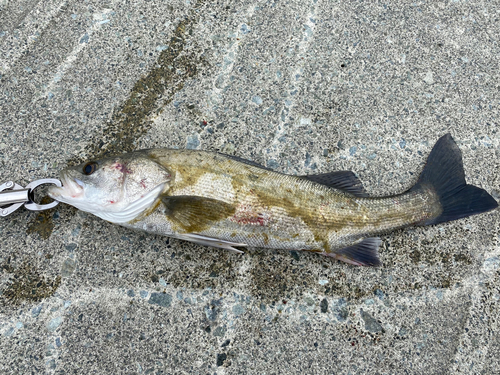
<box><xmin>0</xmin><ymin>179</ymin><xmax>62</xmax><ymax>217</ymax></box>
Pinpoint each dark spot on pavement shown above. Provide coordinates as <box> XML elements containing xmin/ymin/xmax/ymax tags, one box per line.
<box><xmin>216</xmin><ymin>353</ymin><xmax>227</xmax><ymax>367</ymax></box>
<box><xmin>1</xmin><ymin>260</ymin><xmax>61</xmax><ymax>305</ymax></box>
<box><xmin>361</xmin><ymin>309</ymin><xmax>383</xmax><ymax>333</ymax></box>
<box><xmin>148</xmin><ymin>292</ymin><xmax>172</xmax><ymax>307</ymax></box>
<box><xmin>26</xmin><ymin>196</ymin><xmax>57</xmax><ymax>240</ymax></box>
<box><xmin>320</xmin><ymin>298</ymin><xmax>328</xmax><ymax>313</ymax></box>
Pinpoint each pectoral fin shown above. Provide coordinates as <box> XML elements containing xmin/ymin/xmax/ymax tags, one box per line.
<box><xmin>176</xmin><ymin>233</ymin><xmax>247</xmax><ymax>253</ymax></box>
<box><xmin>161</xmin><ymin>195</ymin><xmax>236</xmax><ymax>233</ymax></box>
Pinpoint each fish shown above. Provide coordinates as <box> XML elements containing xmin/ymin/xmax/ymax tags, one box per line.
<box><xmin>48</xmin><ymin>134</ymin><xmax>498</xmax><ymax>266</ymax></box>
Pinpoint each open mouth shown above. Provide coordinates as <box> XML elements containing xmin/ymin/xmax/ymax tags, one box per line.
<box><xmin>48</xmin><ymin>171</ymin><xmax>84</xmax><ymax>200</ymax></box>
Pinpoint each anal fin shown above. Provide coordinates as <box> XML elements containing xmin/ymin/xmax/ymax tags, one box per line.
<box><xmin>176</xmin><ymin>233</ymin><xmax>247</xmax><ymax>254</ymax></box>
<box><xmin>324</xmin><ymin>237</ymin><xmax>382</xmax><ymax>266</ymax></box>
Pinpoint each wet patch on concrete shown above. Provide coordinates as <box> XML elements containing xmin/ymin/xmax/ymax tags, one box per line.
<box><xmin>1</xmin><ymin>258</ymin><xmax>61</xmax><ymax>305</ymax></box>
<box><xmin>26</xmin><ymin>196</ymin><xmax>58</xmax><ymax>240</ymax></box>
<box><xmin>140</xmin><ymin>233</ymin><xmax>486</xmax><ymax>305</ymax></box>
<box><xmin>146</xmin><ymin>247</ymin><xmax>240</xmax><ymax>291</ymax></box>
<box><xmin>75</xmin><ymin>0</ymin><xmax>209</xmax><ymax>163</ymax></box>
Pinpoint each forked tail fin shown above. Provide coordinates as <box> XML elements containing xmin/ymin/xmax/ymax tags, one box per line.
<box><xmin>411</xmin><ymin>133</ymin><xmax>498</xmax><ymax>225</ymax></box>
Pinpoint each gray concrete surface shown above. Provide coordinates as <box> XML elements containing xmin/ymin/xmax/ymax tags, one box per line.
<box><xmin>1</xmin><ymin>0</ymin><xmax>499</xmax><ymax>373</ymax></box>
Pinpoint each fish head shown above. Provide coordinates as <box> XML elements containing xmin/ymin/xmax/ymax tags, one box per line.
<box><xmin>48</xmin><ymin>152</ymin><xmax>171</xmax><ymax>222</ymax></box>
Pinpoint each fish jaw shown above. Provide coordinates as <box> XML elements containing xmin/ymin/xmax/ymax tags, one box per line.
<box><xmin>48</xmin><ymin>171</ymin><xmax>85</xmax><ymax>203</ymax></box>
<box><xmin>48</xmin><ymin>169</ymin><xmax>121</xmax><ymax>215</ymax></box>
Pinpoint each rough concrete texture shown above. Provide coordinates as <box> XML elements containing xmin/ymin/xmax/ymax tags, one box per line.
<box><xmin>0</xmin><ymin>0</ymin><xmax>499</xmax><ymax>374</ymax></box>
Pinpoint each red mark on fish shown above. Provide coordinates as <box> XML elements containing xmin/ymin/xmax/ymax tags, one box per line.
<box><xmin>112</xmin><ymin>162</ymin><xmax>132</xmax><ymax>174</ymax></box>
<box><xmin>231</xmin><ymin>215</ymin><xmax>266</xmax><ymax>226</ymax></box>
<box><xmin>231</xmin><ymin>206</ymin><xmax>268</xmax><ymax>226</ymax></box>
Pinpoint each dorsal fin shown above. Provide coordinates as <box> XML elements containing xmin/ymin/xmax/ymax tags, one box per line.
<box><xmin>218</xmin><ymin>153</ymin><xmax>273</xmax><ymax>171</ymax></box>
<box><xmin>220</xmin><ymin>153</ymin><xmax>368</xmax><ymax>197</ymax></box>
<box><xmin>302</xmin><ymin>171</ymin><xmax>369</xmax><ymax>197</ymax></box>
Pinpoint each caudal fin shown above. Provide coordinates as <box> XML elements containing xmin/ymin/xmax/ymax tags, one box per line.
<box><xmin>412</xmin><ymin>133</ymin><xmax>498</xmax><ymax>225</ymax></box>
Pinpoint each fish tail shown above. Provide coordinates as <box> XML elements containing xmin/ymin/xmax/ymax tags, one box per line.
<box><xmin>412</xmin><ymin>133</ymin><xmax>498</xmax><ymax>225</ymax></box>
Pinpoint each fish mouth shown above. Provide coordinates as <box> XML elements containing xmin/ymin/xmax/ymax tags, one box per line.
<box><xmin>48</xmin><ymin>171</ymin><xmax>84</xmax><ymax>201</ymax></box>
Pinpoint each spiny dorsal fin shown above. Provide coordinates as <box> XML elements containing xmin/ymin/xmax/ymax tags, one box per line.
<box><xmin>218</xmin><ymin>153</ymin><xmax>273</xmax><ymax>171</ymax></box>
<box><xmin>326</xmin><ymin>237</ymin><xmax>382</xmax><ymax>266</ymax></box>
<box><xmin>302</xmin><ymin>171</ymin><xmax>369</xmax><ymax>197</ymax></box>
<box><xmin>161</xmin><ymin>195</ymin><xmax>236</xmax><ymax>233</ymax></box>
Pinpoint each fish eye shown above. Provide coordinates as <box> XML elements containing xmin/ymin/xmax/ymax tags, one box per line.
<box><xmin>83</xmin><ymin>162</ymin><xmax>98</xmax><ymax>175</ymax></box>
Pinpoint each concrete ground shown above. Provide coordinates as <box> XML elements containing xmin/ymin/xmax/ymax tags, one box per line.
<box><xmin>1</xmin><ymin>0</ymin><xmax>499</xmax><ymax>373</ymax></box>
